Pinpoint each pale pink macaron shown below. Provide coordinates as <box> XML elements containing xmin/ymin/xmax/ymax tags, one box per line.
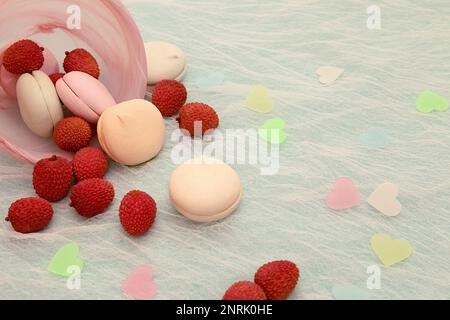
<box><xmin>169</xmin><ymin>158</ymin><xmax>242</xmax><ymax>222</ymax></box>
<box><xmin>56</xmin><ymin>71</ymin><xmax>116</xmax><ymax>123</ymax></box>
<box><xmin>0</xmin><ymin>45</ymin><xmax>59</xmax><ymax>98</ymax></box>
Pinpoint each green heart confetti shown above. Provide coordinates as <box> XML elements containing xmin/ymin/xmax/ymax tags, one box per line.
<box><xmin>258</xmin><ymin>118</ymin><xmax>287</xmax><ymax>144</ymax></box>
<box><xmin>48</xmin><ymin>243</ymin><xmax>84</xmax><ymax>277</ymax></box>
<box><xmin>416</xmin><ymin>90</ymin><xmax>448</xmax><ymax>113</ymax></box>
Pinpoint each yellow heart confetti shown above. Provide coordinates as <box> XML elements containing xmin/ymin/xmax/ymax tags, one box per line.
<box><xmin>245</xmin><ymin>85</ymin><xmax>274</xmax><ymax>113</ymax></box>
<box><xmin>371</xmin><ymin>234</ymin><xmax>412</xmax><ymax>267</ymax></box>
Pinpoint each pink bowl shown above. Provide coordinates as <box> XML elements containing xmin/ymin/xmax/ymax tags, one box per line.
<box><xmin>0</xmin><ymin>0</ymin><xmax>147</xmax><ymax>163</ymax></box>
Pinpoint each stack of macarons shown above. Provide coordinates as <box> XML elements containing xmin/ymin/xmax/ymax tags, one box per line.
<box><xmin>1</xmin><ymin>38</ymin><xmax>242</xmax><ymax>223</ymax></box>
<box><xmin>1</xmin><ymin>39</ymin><xmax>166</xmax><ymax>166</ymax></box>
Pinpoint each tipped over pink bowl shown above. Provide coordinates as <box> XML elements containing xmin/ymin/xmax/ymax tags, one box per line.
<box><xmin>0</xmin><ymin>0</ymin><xmax>147</xmax><ymax>163</ymax></box>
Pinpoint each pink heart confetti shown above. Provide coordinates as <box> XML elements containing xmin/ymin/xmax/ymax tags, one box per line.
<box><xmin>327</xmin><ymin>177</ymin><xmax>360</xmax><ymax>210</ymax></box>
<box><xmin>122</xmin><ymin>265</ymin><xmax>157</xmax><ymax>300</ymax></box>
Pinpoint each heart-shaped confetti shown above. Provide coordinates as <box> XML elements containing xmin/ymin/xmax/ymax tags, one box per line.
<box><xmin>316</xmin><ymin>66</ymin><xmax>344</xmax><ymax>85</ymax></box>
<box><xmin>368</xmin><ymin>182</ymin><xmax>401</xmax><ymax>217</ymax></box>
<box><xmin>358</xmin><ymin>127</ymin><xmax>388</xmax><ymax>149</ymax></box>
<box><xmin>196</xmin><ymin>71</ymin><xmax>225</xmax><ymax>89</ymax></box>
<box><xmin>258</xmin><ymin>118</ymin><xmax>287</xmax><ymax>144</ymax></box>
<box><xmin>327</xmin><ymin>177</ymin><xmax>360</xmax><ymax>210</ymax></box>
<box><xmin>332</xmin><ymin>285</ymin><xmax>369</xmax><ymax>300</ymax></box>
<box><xmin>371</xmin><ymin>234</ymin><xmax>412</xmax><ymax>267</ymax></box>
<box><xmin>416</xmin><ymin>90</ymin><xmax>449</xmax><ymax>113</ymax></box>
<box><xmin>48</xmin><ymin>243</ymin><xmax>84</xmax><ymax>278</ymax></box>
<box><xmin>245</xmin><ymin>85</ymin><xmax>274</xmax><ymax>113</ymax></box>
<box><xmin>122</xmin><ymin>265</ymin><xmax>157</xmax><ymax>300</ymax></box>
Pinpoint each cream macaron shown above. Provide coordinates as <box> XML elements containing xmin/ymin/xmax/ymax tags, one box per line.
<box><xmin>145</xmin><ymin>41</ymin><xmax>187</xmax><ymax>87</ymax></box>
<box><xmin>97</xmin><ymin>99</ymin><xmax>165</xmax><ymax>166</ymax></box>
<box><xmin>169</xmin><ymin>158</ymin><xmax>242</xmax><ymax>222</ymax></box>
<box><xmin>56</xmin><ymin>71</ymin><xmax>116</xmax><ymax>123</ymax></box>
<box><xmin>16</xmin><ymin>70</ymin><xmax>63</xmax><ymax>138</ymax></box>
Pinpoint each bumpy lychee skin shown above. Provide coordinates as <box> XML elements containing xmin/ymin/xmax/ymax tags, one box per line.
<box><xmin>177</xmin><ymin>103</ymin><xmax>219</xmax><ymax>136</ymax></box>
<box><xmin>73</xmin><ymin>147</ymin><xmax>109</xmax><ymax>181</ymax></box>
<box><xmin>254</xmin><ymin>260</ymin><xmax>300</xmax><ymax>300</ymax></box>
<box><xmin>6</xmin><ymin>197</ymin><xmax>53</xmax><ymax>233</ymax></box>
<box><xmin>2</xmin><ymin>40</ymin><xmax>44</xmax><ymax>74</ymax></box>
<box><xmin>119</xmin><ymin>190</ymin><xmax>157</xmax><ymax>236</ymax></box>
<box><xmin>70</xmin><ymin>178</ymin><xmax>114</xmax><ymax>217</ymax></box>
<box><xmin>223</xmin><ymin>281</ymin><xmax>267</xmax><ymax>300</ymax></box>
<box><xmin>63</xmin><ymin>48</ymin><xmax>100</xmax><ymax>79</ymax></box>
<box><xmin>33</xmin><ymin>155</ymin><xmax>73</xmax><ymax>202</ymax></box>
<box><xmin>53</xmin><ymin>117</ymin><xmax>93</xmax><ymax>152</ymax></box>
<box><xmin>49</xmin><ymin>73</ymin><xmax>65</xmax><ymax>86</ymax></box>
<box><xmin>152</xmin><ymin>80</ymin><xmax>187</xmax><ymax>117</ymax></box>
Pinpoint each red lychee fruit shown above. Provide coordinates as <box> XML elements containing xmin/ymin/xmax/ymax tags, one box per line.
<box><xmin>33</xmin><ymin>155</ymin><xmax>73</xmax><ymax>202</ymax></box>
<box><xmin>151</xmin><ymin>80</ymin><xmax>187</xmax><ymax>117</ymax></box>
<box><xmin>2</xmin><ymin>40</ymin><xmax>44</xmax><ymax>74</ymax></box>
<box><xmin>223</xmin><ymin>281</ymin><xmax>267</xmax><ymax>300</ymax></box>
<box><xmin>73</xmin><ymin>147</ymin><xmax>109</xmax><ymax>181</ymax></box>
<box><xmin>63</xmin><ymin>48</ymin><xmax>100</xmax><ymax>79</ymax></box>
<box><xmin>119</xmin><ymin>190</ymin><xmax>157</xmax><ymax>236</ymax></box>
<box><xmin>53</xmin><ymin>117</ymin><xmax>92</xmax><ymax>152</ymax></box>
<box><xmin>5</xmin><ymin>197</ymin><xmax>53</xmax><ymax>233</ymax></box>
<box><xmin>49</xmin><ymin>73</ymin><xmax>65</xmax><ymax>86</ymax></box>
<box><xmin>254</xmin><ymin>260</ymin><xmax>300</xmax><ymax>300</ymax></box>
<box><xmin>70</xmin><ymin>178</ymin><xmax>114</xmax><ymax>217</ymax></box>
<box><xmin>177</xmin><ymin>103</ymin><xmax>219</xmax><ymax>136</ymax></box>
